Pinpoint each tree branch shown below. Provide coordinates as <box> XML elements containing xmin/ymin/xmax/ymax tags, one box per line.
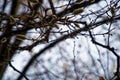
<box><xmin>89</xmin><ymin>30</ymin><xmax>120</xmax><ymax>78</ymax></box>
<box><xmin>17</xmin><ymin>14</ymin><xmax>120</xmax><ymax>80</ymax></box>
<box><xmin>9</xmin><ymin>61</ymin><xmax>29</xmax><ymax>80</ymax></box>
<box><xmin>48</xmin><ymin>0</ymin><xmax>56</xmax><ymax>15</ymax></box>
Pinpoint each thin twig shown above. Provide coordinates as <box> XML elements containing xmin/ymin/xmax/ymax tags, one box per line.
<box><xmin>9</xmin><ymin>61</ymin><xmax>29</xmax><ymax>80</ymax></box>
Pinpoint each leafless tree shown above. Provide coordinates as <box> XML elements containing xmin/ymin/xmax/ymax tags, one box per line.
<box><xmin>0</xmin><ymin>0</ymin><xmax>120</xmax><ymax>80</ymax></box>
